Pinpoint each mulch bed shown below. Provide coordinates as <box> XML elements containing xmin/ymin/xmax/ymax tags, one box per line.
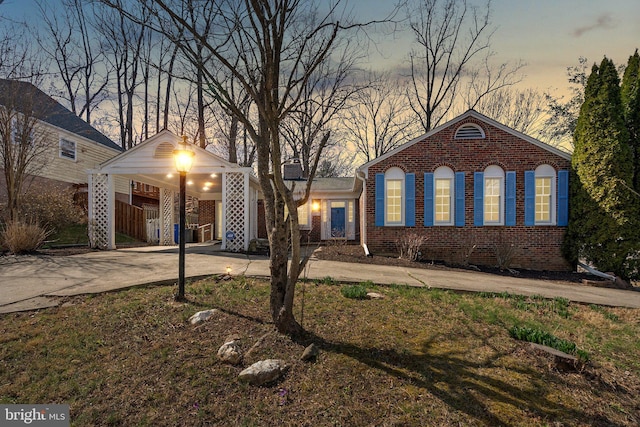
<box><xmin>312</xmin><ymin>243</ymin><xmax>637</xmax><ymax>289</ymax></box>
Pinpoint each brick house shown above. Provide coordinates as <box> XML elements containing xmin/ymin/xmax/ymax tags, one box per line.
<box><xmin>356</xmin><ymin>110</ymin><xmax>572</xmax><ymax>271</ymax></box>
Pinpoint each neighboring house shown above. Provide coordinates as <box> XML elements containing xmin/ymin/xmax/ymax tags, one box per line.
<box><xmin>0</xmin><ymin>79</ymin><xmax>128</xmax><ymax>205</ymax></box>
<box><xmin>356</xmin><ymin>110</ymin><xmax>572</xmax><ymax>271</ymax></box>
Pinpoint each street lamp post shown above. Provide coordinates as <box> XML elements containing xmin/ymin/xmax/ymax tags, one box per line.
<box><xmin>173</xmin><ymin>137</ymin><xmax>195</xmax><ymax>301</ymax></box>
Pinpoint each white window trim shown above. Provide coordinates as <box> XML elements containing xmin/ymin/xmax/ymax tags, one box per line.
<box><xmin>434</xmin><ymin>166</ymin><xmax>454</xmax><ymax>226</ymax></box>
<box><xmin>385</xmin><ymin>167</ymin><xmax>405</xmax><ymax>226</ymax></box>
<box><xmin>535</xmin><ymin>164</ymin><xmax>556</xmax><ymax>225</ymax></box>
<box><xmin>297</xmin><ymin>202</ymin><xmax>311</xmax><ymax>230</ymax></box>
<box><xmin>483</xmin><ymin>165</ymin><xmax>504</xmax><ymax>225</ymax></box>
<box><xmin>59</xmin><ymin>137</ymin><xmax>77</xmax><ymax>161</ymax></box>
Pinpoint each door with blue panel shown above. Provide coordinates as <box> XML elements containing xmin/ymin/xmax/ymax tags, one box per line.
<box><xmin>331</xmin><ymin>206</ymin><xmax>346</xmax><ymax>238</ymax></box>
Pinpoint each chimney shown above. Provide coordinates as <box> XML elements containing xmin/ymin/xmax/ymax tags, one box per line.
<box><xmin>283</xmin><ymin>158</ymin><xmax>303</xmax><ymax>180</ymax></box>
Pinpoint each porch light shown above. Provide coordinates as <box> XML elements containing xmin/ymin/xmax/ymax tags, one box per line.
<box><xmin>173</xmin><ymin>136</ymin><xmax>195</xmax><ymax>302</ymax></box>
<box><xmin>173</xmin><ymin>138</ymin><xmax>195</xmax><ymax>173</ymax></box>
<box><xmin>312</xmin><ymin>200</ymin><xmax>320</xmax><ymax>212</ymax></box>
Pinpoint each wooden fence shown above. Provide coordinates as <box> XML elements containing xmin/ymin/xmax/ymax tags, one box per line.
<box><xmin>115</xmin><ymin>200</ymin><xmax>145</xmax><ymax>242</ymax></box>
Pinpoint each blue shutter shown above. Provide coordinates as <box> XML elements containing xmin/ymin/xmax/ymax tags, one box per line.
<box><xmin>505</xmin><ymin>171</ymin><xmax>516</xmax><ymax>226</ymax></box>
<box><xmin>375</xmin><ymin>173</ymin><xmax>384</xmax><ymax>226</ymax></box>
<box><xmin>474</xmin><ymin>172</ymin><xmax>484</xmax><ymax>226</ymax></box>
<box><xmin>524</xmin><ymin>170</ymin><xmax>535</xmax><ymax>226</ymax></box>
<box><xmin>557</xmin><ymin>170</ymin><xmax>569</xmax><ymax>226</ymax></box>
<box><xmin>423</xmin><ymin>173</ymin><xmax>434</xmax><ymax>226</ymax></box>
<box><xmin>455</xmin><ymin>172</ymin><xmax>465</xmax><ymax>227</ymax></box>
<box><xmin>405</xmin><ymin>173</ymin><xmax>415</xmax><ymax>226</ymax></box>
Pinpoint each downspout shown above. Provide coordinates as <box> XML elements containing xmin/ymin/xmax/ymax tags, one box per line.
<box><xmin>356</xmin><ymin>170</ymin><xmax>372</xmax><ymax>257</ymax></box>
<box><xmin>577</xmin><ymin>262</ymin><xmax>616</xmax><ymax>281</ymax></box>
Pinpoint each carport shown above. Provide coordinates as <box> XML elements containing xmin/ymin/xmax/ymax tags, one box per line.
<box><xmin>87</xmin><ymin>130</ymin><xmax>259</xmax><ymax>252</ymax></box>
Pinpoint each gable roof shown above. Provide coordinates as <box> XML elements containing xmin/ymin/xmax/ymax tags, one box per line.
<box><xmin>0</xmin><ymin>79</ymin><xmax>122</xmax><ymax>152</ymax></box>
<box><xmin>97</xmin><ymin>129</ymin><xmax>244</xmax><ymax>172</ymax></box>
<box><xmin>358</xmin><ymin>109</ymin><xmax>571</xmax><ymax>176</ymax></box>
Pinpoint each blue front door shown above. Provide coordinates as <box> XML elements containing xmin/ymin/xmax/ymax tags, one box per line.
<box><xmin>331</xmin><ymin>207</ymin><xmax>346</xmax><ymax>238</ymax></box>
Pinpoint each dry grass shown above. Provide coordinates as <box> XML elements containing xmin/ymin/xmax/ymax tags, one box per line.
<box><xmin>0</xmin><ymin>277</ymin><xmax>639</xmax><ymax>426</ymax></box>
<box><xmin>1</xmin><ymin>220</ymin><xmax>51</xmax><ymax>254</ymax></box>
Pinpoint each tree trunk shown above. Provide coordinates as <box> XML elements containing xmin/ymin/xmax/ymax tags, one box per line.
<box><xmin>228</xmin><ymin>114</ymin><xmax>239</xmax><ymax>164</ymax></box>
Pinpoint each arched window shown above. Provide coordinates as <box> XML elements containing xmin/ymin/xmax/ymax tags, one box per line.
<box><xmin>534</xmin><ymin>164</ymin><xmax>556</xmax><ymax>224</ymax></box>
<box><xmin>374</xmin><ymin>168</ymin><xmax>415</xmax><ymax>227</ymax></box>
<box><xmin>483</xmin><ymin>165</ymin><xmax>505</xmax><ymax>225</ymax></box>
<box><xmin>434</xmin><ymin>166</ymin><xmax>455</xmax><ymax>225</ymax></box>
<box><xmin>385</xmin><ymin>167</ymin><xmax>405</xmax><ymax>225</ymax></box>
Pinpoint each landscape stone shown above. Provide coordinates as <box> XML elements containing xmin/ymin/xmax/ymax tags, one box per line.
<box><xmin>217</xmin><ymin>340</ymin><xmax>243</xmax><ymax>365</ymax></box>
<box><xmin>238</xmin><ymin>359</ymin><xmax>288</xmax><ymax>385</ymax></box>
<box><xmin>188</xmin><ymin>309</ymin><xmax>219</xmax><ymax>324</ymax></box>
<box><xmin>366</xmin><ymin>292</ymin><xmax>384</xmax><ymax>299</ymax></box>
<box><xmin>300</xmin><ymin>343</ymin><xmax>319</xmax><ymax>361</ymax></box>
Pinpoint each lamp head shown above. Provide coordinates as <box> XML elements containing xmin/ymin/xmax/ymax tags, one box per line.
<box><xmin>173</xmin><ymin>137</ymin><xmax>195</xmax><ymax>173</ymax></box>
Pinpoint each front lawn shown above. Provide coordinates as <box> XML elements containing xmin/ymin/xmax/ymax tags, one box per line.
<box><xmin>43</xmin><ymin>223</ymin><xmax>142</xmax><ymax>248</ymax></box>
<box><xmin>0</xmin><ymin>277</ymin><xmax>638</xmax><ymax>426</ymax></box>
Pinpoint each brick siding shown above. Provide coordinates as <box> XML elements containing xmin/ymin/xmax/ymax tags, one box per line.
<box><xmin>364</xmin><ymin>116</ymin><xmax>572</xmax><ymax>271</ymax></box>
<box><xmin>199</xmin><ymin>200</ymin><xmax>215</xmax><ymax>226</ymax></box>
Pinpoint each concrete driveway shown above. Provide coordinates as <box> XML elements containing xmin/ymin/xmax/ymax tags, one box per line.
<box><xmin>1</xmin><ymin>243</ymin><xmax>639</xmax><ymax>313</ymax></box>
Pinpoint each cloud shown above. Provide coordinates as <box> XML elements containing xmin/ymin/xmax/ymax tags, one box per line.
<box><xmin>572</xmin><ymin>13</ymin><xmax>615</xmax><ymax>37</ymax></box>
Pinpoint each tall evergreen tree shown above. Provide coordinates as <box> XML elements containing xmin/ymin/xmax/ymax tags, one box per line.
<box><xmin>621</xmin><ymin>50</ymin><xmax>640</xmax><ymax>192</ymax></box>
<box><xmin>564</xmin><ymin>57</ymin><xmax>639</xmax><ymax>280</ymax></box>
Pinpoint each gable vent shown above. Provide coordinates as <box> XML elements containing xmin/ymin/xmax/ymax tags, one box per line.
<box><xmin>455</xmin><ymin>124</ymin><xmax>485</xmax><ymax>139</ymax></box>
<box><xmin>154</xmin><ymin>142</ymin><xmax>175</xmax><ymax>158</ymax></box>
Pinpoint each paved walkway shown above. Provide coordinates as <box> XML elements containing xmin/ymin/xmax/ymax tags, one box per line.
<box><xmin>1</xmin><ymin>243</ymin><xmax>639</xmax><ymax>313</ymax></box>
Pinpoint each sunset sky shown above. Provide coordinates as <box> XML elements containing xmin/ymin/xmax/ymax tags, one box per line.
<box><xmin>2</xmin><ymin>0</ymin><xmax>639</xmax><ymax>97</ymax></box>
<box><xmin>352</xmin><ymin>0</ymin><xmax>639</xmax><ymax>96</ymax></box>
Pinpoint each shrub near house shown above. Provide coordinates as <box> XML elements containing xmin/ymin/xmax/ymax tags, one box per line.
<box><xmin>358</xmin><ymin>110</ymin><xmax>572</xmax><ymax>271</ymax></box>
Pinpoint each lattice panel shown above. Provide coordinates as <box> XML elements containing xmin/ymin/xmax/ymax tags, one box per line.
<box><xmin>89</xmin><ymin>173</ymin><xmax>109</xmax><ymax>249</ymax></box>
<box><xmin>160</xmin><ymin>188</ymin><xmax>175</xmax><ymax>245</ymax></box>
<box><xmin>225</xmin><ymin>172</ymin><xmax>245</xmax><ymax>252</ymax></box>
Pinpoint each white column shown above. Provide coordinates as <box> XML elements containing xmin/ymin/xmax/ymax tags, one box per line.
<box><xmin>223</xmin><ymin>171</ymin><xmax>245</xmax><ymax>252</ymax></box>
<box><xmin>107</xmin><ymin>174</ymin><xmax>115</xmax><ymax>249</ymax></box>
<box><xmin>221</xmin><ymin>172</ymin><xmax>227</xmax><ymax>250</ymax></box>
<box><xmin>88</xmin><ymin>172</ymin><xmax>111</xmax><ymax>249</ymax></box>
<box><xmin>243</xmin><ymin>171</ymin><xmax>250</xmax><ymax>251</ymax></box>
<box><xmin>159</xmin><ymin>188</ymin><xmax>175</xmax><ymax>245</ymax></box>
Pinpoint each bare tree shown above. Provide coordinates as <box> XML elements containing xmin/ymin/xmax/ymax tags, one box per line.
<box><xmin>0</xmin><ymin>79</ymin><xmax>53</xmax><ymax>221</ymax></box>
<box><xmin>474</xmin><ymin>87</ymin><xmax>546</xmax><ymax>136</ymax></box>
<box><xmin>102</xmin><ymin>0</ymin><xmax>373</xmax><ymax>334</ymax></box>
<box><xmin>96</xmin><ymin>0</ymin><xmax>150</xmax><ymax>149</ymax></box>
<box><xmin>209</xmin><ymin>91</ymin><xmax>255</xmax><ymax>166</ymax></box>
<box><xmin>405</xmin><ymin>0</ymin><xmax>523</xmax><ymax>132</ymax></box>
<box><xmin>36</xmin><ymin>0</ymin><xmax>109</xmax><ymax>125</ymax></box>
<box><xmin>155</xmin><ymin>35</ymin><xmax>181</xmax><ymax>132</ymax></box>
<box><xmin>342</xmin><ymin>70</ymin><xmax>419</xmax><ymax>163</ymax></box>
<box><xmin>281</xmin><ymin>43</ymin><xmax>360</xmax><ymax>178</ymax></box>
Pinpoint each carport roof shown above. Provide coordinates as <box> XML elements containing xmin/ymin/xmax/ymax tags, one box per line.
<box><xmin>93</xmin><ymin>129</ymin><xmax>258</xmax><ymax>197</ymax></box>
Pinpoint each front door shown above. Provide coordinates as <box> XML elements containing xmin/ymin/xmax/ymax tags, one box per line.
<box><xmin>330</xmin><ymin>207</ymin><xmax>346</xmax><ymax>238</ymax></box>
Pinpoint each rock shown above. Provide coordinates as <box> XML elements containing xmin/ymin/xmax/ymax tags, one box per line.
<box><xmin>300</xmin><ymin>343</ymin><xmax>319</xmax><ymax>361</ymax></box>
<box><xmin>529</xmin><ymin>343</ymin><xmax>581</xmax><ymax>372</ymax></box>
<box><xmin>238</xmin><ymin>359</ymin><xmax>288</xmax><ymax>385</ymax></box>
<box><xmin>366</xmin><ymin>292</ymin><xmax>384</xmax><ymax>300</ymax></box>
<box><xmin>217</xmin><ymin>340</ymin><xmax>242</xmax><ymax>365</ymax></box>
<box><xmin>188</xmin><ymin>309</ymin><xmax>218</xmax><ymax>324</ymax></box>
